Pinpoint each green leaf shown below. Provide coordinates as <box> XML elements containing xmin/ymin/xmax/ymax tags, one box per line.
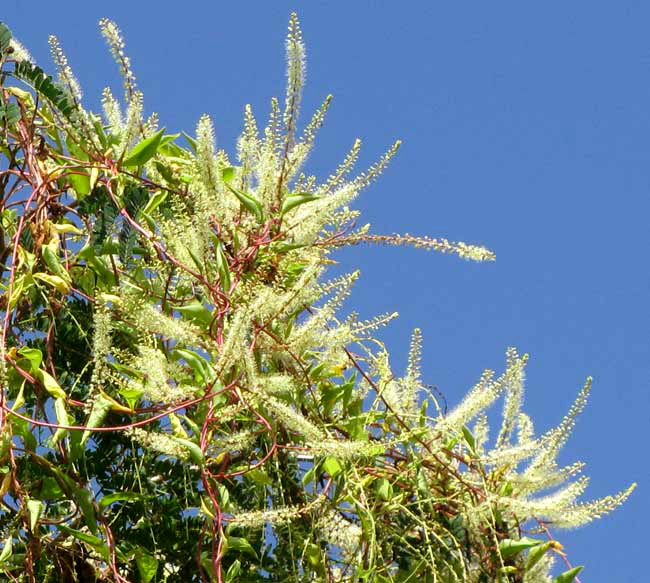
<box><xmin>122</xmin><ymin>128</ymin><xmax>165</xmax><ymax>167</ymax></box>
<box><xmin>302</xmin><ymin>465</ymin><xmax>318</xmax><ymax>486</ymax></box>
<box><xmin>81</xmin><ymin>394</ymin><xmax>112</xmax><ymax>445</ymax></box>
<box><xmin>75</xmin><ymin>487</ymin><xmax>99</xmax><ymax>535</ymax></box>
<box><xmin>11</xmin><ymin>417</ymin><xmax>36</xmax><ymax>450</ymax></box>
<box><xmin>221</xmin><ymin>166</ymin><xmax>235</xmax><ymax>184</ymax></box>
<box><xmin>118</xmin><ymin>387</ymin><xmax>143</xmax><ymax>410</ymax></box>
<box><xmin>141</xmin><ymin>190</ymin><xmax>168</xmax><ymax>217</ymax></box>
<box><xmin>461</xmin><ymin>426</ymin><xmax>476</xmax><ymax>452</ymax></box>
<box><xmin>39</xmin><ymin>477</ymin><xmax>64</xmax><ymax>500</ymax></box>
<box><xmin>175</xmin><ymin>300</ymin><xmax>214</xmax><ymax>328</ymax></box>
<box><xmin>215</xmin><ymin>242</ymin><xmax>232</xmax><ymax>292</ymax></box>
<box><xmin>169</xmin><ymin>436</ymin><xmax>204</xmax><ymax>464</ymax></box>
<box><xmin>182</xmin><ymin>132</ymin><xmax>197</xmax><ymax>152</ymax></box>
<box><xmin>68</xmin><ymin>170</ymin><xmax>91</xmax><ymax>197</ymax></box>
<box><xmin>0</xmin><ymin>535</ymin><xmax>12</xmax><ymax>564</ymax></box>
<box><xmin>499</xmin><ymin>537</ymin><xmax>543</xmax><ymax>560</ymax></box>
<box><xmin>159</xmin><ymin>133</ymin><xmax>180</xmax><ymax>148</ymax></box>
<box><xmin>100</xmin><ymin>491</ymin><xmax>143</xmax><ymax>508</ymax></box>
<box><xmin>57</xmin><ymin>525</ymin><xmax>111</xmax><ymax>562</ymax></box>
<box><xmin>526</xmin><ymin>541</ymin><xmax>553</xmax><ymax>571</ymax></box>
<box><xmin>171</xmin><ymin>347</ymin><xmax>215</xmax><ymax>385</ymax></box>
<box><xmin>225</xmin><ymin>536</ymin><xmax>258</xmax><ymax>560</ymax></box>
<box><xmin>226</xmin><ymin>559</ymin><xmax>242</xmax><ymax>582</ymax></box>
<box><xmin>135</xmin><ymin>548</ymin><xmax>159</xmax><ymax>583</ymax></box>
<box><xmin>224</xmin><ymin>182</ymin><xmax>265</xmax><ymax>223</ymax></box>
<box><xmin>281</xmin><ymin>192</ymin><xmax>319</xmax><ymax>216</ymax></box>
<box><xmin>35</xmin><ymin>369</ymin><xmax>67</xmax><ymax>399</ymax></box>
<box><xmin>27</xmin><ymin>499</ymin><xmax>44</xmax><ymax>531</ymax></box>
<box><xmin>554</xmin><ymin>566</ymin><xmax>584</xmax><ymax>583</ymax></box>
<box><xmin>17</xmin><ymin>347</ymin><xmax>43</xmax><ymax>371</ymax></box>
<box><xmin>375</xmin><ymin>478</ymin><xmax>393</xmax><ymax>501</ymax></box>
<box><xmin>0</xmin><ymin>103</ymin><xmax>21</xmax><ymax>125</ymax></box>
<box><xmin>14</xmin><ymin>61</ymin><xmax>76</xmax><ymax>121</ymax></box>
<box><xmin>49</xmin><ymin>397</ymin><xmax>70</xmax><ymax>446</ymax></box>
<box><xmin>246</xmin><ymin>468</ymin><xmax>272</xmax><ymax>487</ymax></box>
<box><xmin>0</xmin><ymin>23</ymin><xmax>12</xmax><ymax>51</ymax></box>
<box><xmin>33</xmin><ymin>272</ymin><xmax>71</xmax><ymax>294</ymax></box>
<box><xmin>42</xmin><ymin>245</ymin><xmax>71</xmax><ymax>281</ymax></box>
<box><xmin>322</xmin><ymin>457</ymin><xmax>342</xmax><ymax>477</ymax></box>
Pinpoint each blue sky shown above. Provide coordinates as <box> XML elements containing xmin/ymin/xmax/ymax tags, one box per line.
<box><xmin>7</xmin><ymin>1</ymin><xmax>648</xmax><ymax>580</ymax></box>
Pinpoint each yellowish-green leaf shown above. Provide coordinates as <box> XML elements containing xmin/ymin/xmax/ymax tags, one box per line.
<box><xmin>281</xmin><ymin>192</ymin><xmax>319</xmax><ymax>216</ymax></box>
<box><xmin>27</xmin><ymin>499</ymin><xmax>44</xmax><ymax>531</ymax></box>
<box><xmin>323</xmin><ymin>457</ymin><xmax>342</xmax><ymax>477</ymax></box>
<box><xmin>224</xmin><ymin>183</ymin><xmax>264</xmax><ymax>223</ymax></box>
<box><xmin>81</xmin><ymin>394</ymin><xmax>113</xmax><ymax>445</ymax></box>
<box><xmin>169</xmin><ymin>412</ymin><xmax>188</xmax><ymax>439</ymax></box>
<box><xmin>554</xmin><ymin>566</ymin><xmax>584</xmax><ymax>583</ymax></box>
<box><xmin>499</xmin><ymin>537</ymin><xmax>542</xmax><ymax>560</ymax></box>
<box><xmin>221</xmin><ymin>166</ymin><xmax>235</xmax><ymax>184</ymax></box>
<box><xmin>50</xmin><ymin>397</ymin><xmax>70</xmax><ymax>446</ymax></box>
<box><xmin>122</xmin><ymin>128</ymin><xmax>165</xmax><ymax>167</ymax></box>
<box><xmin>135</xmin><ymin>549</ymin><xmax>159</xmax><ymax>583</ymax></box>
<box><xmin>0</xmin><ymin>535</ymin><xmax>12</xmax><ymax>563</ymax></box>
<box><xmin>33</xmin><ymin>272</ymin><xmax>71</xmax><ymax>294</ymax></box>
<box><xmin>35</xmin><ymin>369</ymin><xmax>66</xmax><ymax>399</ymax></box>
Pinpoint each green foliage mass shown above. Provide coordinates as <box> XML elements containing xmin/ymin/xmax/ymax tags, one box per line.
<box><xmin>0</xmin><ymin>15</ymin><xmax>635</xmax><ymax>583</ymax></box>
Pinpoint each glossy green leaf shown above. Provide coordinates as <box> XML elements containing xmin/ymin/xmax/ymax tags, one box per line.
<box><xmin>170</xmin><ymin>436</ymin><xmax>204</xmax><ymax>464</ymax></box>
<box><xmin>118</xmin><ymin>387</ymin><xmax>144</xmax><ymax>410</ymax></box>
<box><xmin>221</xmin><ymin>166</ymin><xmax>235</xmax><ymax>184</ymax></box>
<box><xmin>0</xmin><ymin>103</ymin><xmax>20</xmax><ymax>125</ymax></box>
<box><xmin>281</xmin><ymin>192</ymin><xmax>319</xmax><ymax>215</ymax></box>
<box><xmin>81</xmin><ymin>394</ymin><xmax>112</xmax><ymax>445</ymax></box>
<box><xmin>499</xmin><ymin>537</ymin><xmax>542</xmax><ymax>560</ymax></box>
<box><xmin>323</xmin><ymin>457</ymin><xmax>342</xmax><ymax>477</ymax></box>
<box><xmin>17</xmin><ymin>347</ymin><xmax>43</xmax><ymax>371</ymax></box>
<box><xmin>182</xmin><ymin>131</ymin><xmax>197</xmax><ymax>152</ymax></box>
<box><xmin>35</xmin><ymin>369</ymin><xmax>67</xmax><ymax>399</ymax></box>
<box><xmin>27</xmin><ymin>499</ymin><xmax>44</xmax><ymax>531</ymax></box>
<box><xmin>215</xmin><ymin>242</ymin><xmax>232</xmax><ymax>291</ymax></box>
<box><xmin>75</xmin><ymin>486</ymin><xmax>99</xmax><ymax>535</ymax></box>
<box><xmin>49</xmin><ymin>397</ymin><xmax>70</xmax><ymax>446</ymax></box>
<box><xmin>226</xmin><ymin>559</ymin><xmax>242</xmax><ymax>582</ymax></box>
<box><xmin>224</xmin><ymin>182</ymin><xmax>264</xmax><ymax>223</ymax></box>
<box><xmin>57</xmin><ymin>525</ymin><xmax>111</xmax><ymax>561</ymax></box>
<box><xmin>302</xmin><ymin>465</ymin><xmax>318</xmax><ymax>486</ymax></box>
<box><xmin>175</xmin><ymin>300</ymin><xmax>214</xmax><ymax>328</ymax></box>
<box><xmin>39</xmin><ymin>477</ymin><xmax>64</xmax><ymax>500</ymax></box>
<box><xmin>122</xmin><ymin>128</ymin><xmax>165</xmax><ymax>167</ymax></box>
<box><xmin>135</xmin><ymin>548</ymin><xmax>159</xmax><ymax>583</ymax></box>
<box><xmin>554</xmin><ymin>566</ymin><xmax>584</xmax><ymax>583</ymax></box>
<box><xmin>375</xmin><ymin>478</ymin><xmax>393</xmax><ymax>501</ymax></box>
<box><xmin>42</xmin><ymin>245</ymin><xmax>70</xmax><ymax>280</ymax></box>
<box><xmin>526</xmin><ymin>541</ymin><xmax>553</xmax><ymax>571</ymax></box>
<box><xmin>159</xmin><ymin>133</ymin><xmax>180</xmax><ymax>148</ymax></box>
<box><xmin>171</xmin><ymin>347</ymin><xmax>215</xmax><ymax>385</ymax></box>
<box><xmin>33</xmin><ymin>272</ymin><xmax>71</xmax><ymax>294</ymax></box>
<box><xmin>461</xmin><ymin>426</ymin><xmax>476</xmax><ymax>452</ymax></box>
<box><xmin>246</xmin><ymin>467</ymin><xmax>273</xmax><ymax>486</ymax></box>
<box><xmin>11</xmin><ymin>417</ymin><xmax>36</xmax><ymax>450</ymax></box>
<box><xmin>225</xmin><ymin>536</ymin><xmax>258</xmax><ymax>560</ymax></box>
<box><xmin>68</xmin><ymin>169</ymin><xmax>91</xmax><ymax>197</ymax></box>
<box><xmin>141</xmin><ymin>190</ymin><xmax>168</xmax><ymax>216</ymax></box>
<box><xmin>100</xmin><ymin>491</ymin><xmax>143</xmax><ymax>508</ymax></box>
<box><xmin>0</xmin><ymin>23</ymin><xmax>12</xmax><ymax>51</ymax></box>
<box><xmin>0</xmin><ymin>535</ymin><xmax>12</xmax><ymax>563</ymax></box>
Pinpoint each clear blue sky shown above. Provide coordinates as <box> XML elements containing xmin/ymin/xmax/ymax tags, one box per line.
<box><xmin>7</xmin><ymin>2</ymin><xmax>648</xmax><ymax>581</ymax></box>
